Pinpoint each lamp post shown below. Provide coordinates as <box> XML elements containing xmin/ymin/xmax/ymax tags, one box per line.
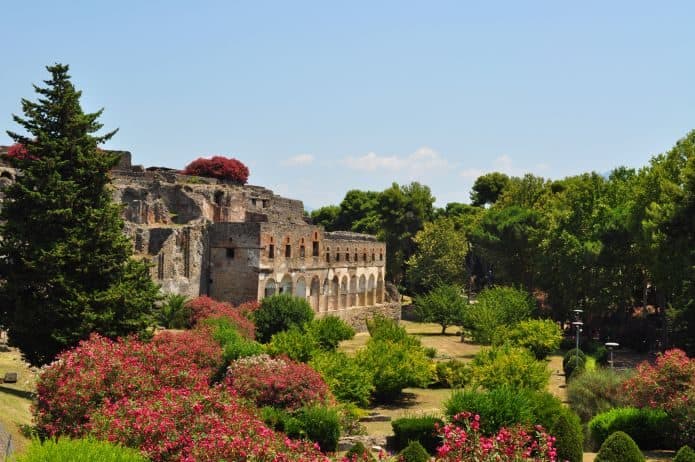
<box><xmin>605</xmin><ymin>342</ymin><xmax>619</xmax><ymax>370</ymax></box>
<box><xmin>571</xmin><ymin>309</ymin><xmax>584</xmax><ymax>370</ymax></box>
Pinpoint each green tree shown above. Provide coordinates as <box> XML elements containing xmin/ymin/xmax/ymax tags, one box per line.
<box><xmin>0</xmin><ymin>64</ymin><xmax>160</xmax><ymax>366</ymax></box>
<box><xmin>470</xmin><ymin>172</ymin><xmax>510</xmax><ymax>207</ymax></box>
<box><xmin>414</xmin><ymin>285</ymin><xmax>467</xmax><ymax>334</ymax></box>
<box><xmin>406</xmin><ymin>217</ymin><xmax>469</xmax><ymax>293</ymax></box>
<box><xmin>310</xmin><ymin>205</ymin><xmax>340</xmax><ymax>230</ymax></box>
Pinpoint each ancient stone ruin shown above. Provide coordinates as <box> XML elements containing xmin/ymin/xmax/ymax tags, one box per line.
<box><xmin>0</xmin><ymin>148</ymin><xmax>400</xmax><ymax>329</ymax></box>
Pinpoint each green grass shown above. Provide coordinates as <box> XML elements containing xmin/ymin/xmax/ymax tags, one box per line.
<box><xmin>14</xmin><ymin>438</ymin><xmax>147</xmax><ymax>462</ymax></box>
<box><xmin>0</xmin><ymin>348</ymin><xmax>36</xmax><ymax>454</ymax></box>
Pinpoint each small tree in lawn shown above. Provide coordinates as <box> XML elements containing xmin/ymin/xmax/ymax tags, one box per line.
<box><xmin>414</xmin><ymin>284</ymin><xmax>467</xmax><ymax>334</ymax></box>
<box><xmin>0</xmin><ymin>64</ymin><xmax>160</xmax><ymax>366</ymax></box>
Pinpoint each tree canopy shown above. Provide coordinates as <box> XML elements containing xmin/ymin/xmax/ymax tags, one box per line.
<box><xmin>0</xmin><ymin>64</ymin><xmax>160</xmax><ymax>365</ymax></box>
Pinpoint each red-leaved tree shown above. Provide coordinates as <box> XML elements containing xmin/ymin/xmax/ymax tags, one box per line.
<box><xmin>183</xmin><ymin>156</ymin><xmax>249</xmax><ymax>184</ymax></box>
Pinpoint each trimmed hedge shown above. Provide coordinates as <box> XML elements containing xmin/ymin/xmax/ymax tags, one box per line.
<box><xmin>551</xmin><ymin>408</ymin><xmax>584</xmax><ymax>462</ymax></box>
<box><xmin>589</xmin><ymin>407</ymin><xmax>672</xmax><ymax>450</ymax></box>
<box><xmin>391</xmin><ymin>415</ymin><xmax>444</xmax><ymax>454</ymax></box>
<box><xmin>595</xmin><ymin>431</ymin><xmax>645</xmax><ymax>462</ymax></box>
<box><xmin>398</xmin><ymin>440</ymin><xmax>430</xmax><ymax>462</ymax></box>
<box><xmin>16</xmin><ymin>438</ymin><xmax>147</xmax><ymax>462</ymax></box>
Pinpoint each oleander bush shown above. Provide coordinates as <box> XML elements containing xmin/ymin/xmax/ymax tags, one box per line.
<box><xmin>567</xmin><ymin>368</ymin><xmax>629</xmax><ymax>422</ymax></box>
<box><xmin>594</xmin><ymin>431</ymin><xmax>644</xmax><ymax>462</ymax></box>
<box><xmin>310</xmin><ymin>351</ymin><xmax>374</xmax><ymax>407</ymax></box>
<box><xmin>588</xmin><ymin>407</ymin><xmax>672</xmax><ymax>450</ymax></box>
<box><xmin>343</xmin><ymin>442</ymin><xmax>376</xmax><ymax>461</ymax></box>
<box><xmin>254</xmin><ymin>294</ymin><xmax>315</xmax><ymax>343</ymax></box>
<box><xmin>435</xmin><ymin>412</ymin><xmax>558</xmax><ymax>461</ymax></box>
<box><xmin>392</xmin><ymin>415</ymin><xmax>444</xmax><ymax>454</ymax></box>
<box><xmin>183</xmin><ymin>155</ymin><xmax>249</xmax><ymax>184</ymax></box>
<box><xmin>293</xmin><ymin>405</ymin><xmax>341</xmax><ymax>452</ymax></box>
<box><xmin>470</xmin><ymin>345</ymin><xmax>550</xmax><ymax>391</ymax></box>
<box><xmin>187</xmin><ymin>296</ymin><xmax>256</xmax><ymax>339</ymax></box>
<box><xmin>204</xmin><ymin>316</ymin><xmax>264</xmax><ymax>363</ymax></box>
<box><xmin>444</xmin><ymin>387</ymin><xmax>536</xmax><ymax>434</ymax></box>
<box><xmin>308</xmin><ymin>316</ymin><xmax>355</xmax><ymax>351</ymax></box>
<box><xmin>90</xmin><ymin>385</ymin><xmax>326</xmax><ymax>462</ymax></box>
<box><xmin>268</xmin><ymin>326</ymin><xmax>320</xmax><ymax>362</ymax></box>
<box><xmin>225</xmin><ymin>354</ymin><xmax>331</xmax><ymax>410</ymax></box>
<box><xmin>15</xmin><ymin>438</ymin><xmax>147</xmax><ymax>462</ymax></box>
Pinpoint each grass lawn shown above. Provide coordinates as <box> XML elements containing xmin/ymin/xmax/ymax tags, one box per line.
<box><xmin>0</xmin><ymin>347</ymin><xmax>37</xmax><ymax>454</ymax></box>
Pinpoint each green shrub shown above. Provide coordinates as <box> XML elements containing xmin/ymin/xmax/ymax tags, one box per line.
<box><xmin>424</xmin><ymin>346</ymin><xmax>437</xmax><ymax>358</ymax></box>
<box><xmin>294</xmin><ymin>405</ymin><xmax>341</xmax><ymax>452</ymax></box>
<box><xmin>310</xmin><ymin>351</ymin><xmax>374</xmax><ymax>407</ymax></box>
<box><xmin>466</xmin><ymin>286</ymin><xmax>534</xmax><ymax>344</ymax></box>
<box><xmin>563</xmin><ymin>349</ymin><xmax>587</xmax><ymax>380</ymax></box>
<box><xmin>205</xmin><ymin>317</ymin><xmax>264</xmax><ymax>362</ymax></box>
<box><xmin>16</xmin><ymin>438</ymin><xmax>147</xmax><ymax>462</ymax></box>
<box><xmin>398</xmin><ymin>440</ymin><xmax>430</xmax><ymax>462</ymax></box>
<box><xmin>593</xmin><ymin>346</ymin><xmax>609</xmax><ymax>366</ymax></box>
<box><xmin>260</xmin><ymin>406</ymin><xmax>297</xmax><ymax>433</ymax></box>
<box><xmin>674</xmin><ymin>446</ymin><xmax>695</xmax><ymax>462</ymax></box>
<box><xmin>156</xmin><ymin>293</ymin><xmax>191</xmax><ymax>329</ymax></box>
<box><xmin>567</xmin><ymin>368</ymin><xmax>629</xmax><ymax>422</ymax></box>
<box><xmin>345</xmin><ymin>442</ymin><xmax>376</xmax><ymax>461</ymax></box>
<box><xmin>308</xmin><ymin>316</ymin><xmax>355</xmax><ymax>350</ymax></box>
<box><xmin>432</xmin><ymin>359</ymin><xmax>471</xmax><ymax>388</ymax></box>
<box><xmin>595</xmin><ymin>431</ymin><xmax>645</xmax><ymax>462</ymax></box>
<box><xmin>366</xmin><ymin>315</ymin><xmax>421</xmax><ymax>347</ymax></box>
<box><xmin>444</xmin><ymin>387</ymin><xmax>535</xmax><ymax>434</ymax></box>
<box><xmin>589</xmin><ymin>407</ymin><xmax>672</xmax><ymax>450</ymax></box>
<box><xmin>254</xmin><ymin>294</ymin><xmax>314</xmax><ymax>343</ymax></box>
<box><xmin>414</xmin><ymin>284</ymin><xmax>467</xmax><ymax>334</ymax></box>
<box><xmin>550</xmin><ymin>408</ymin><xmax>584</xmax><ymax>462</ymax></box>
<box><xmin>494</xmin><ymin>319</ymin><xmax>562</xmax><ymax>359</ymax></box>
<box><xmin>392</xmin><ymin>415</ymin><xmax>444</xmax><ymax>454</ymax></box>
<box><xmin>470</xmin><ymin>345</ymin><xmax>550</xmax><ymax>391</ymax></box>
<box><xmin>356</xmin><ymin>339</ymin><xmax>432</xmax><ymax>402</ymax></box>
<box><xmin>267</xmin><ymin>326</ymin><xmax>320</xmax><ymax>362</ymax></box>
<box><xmin>563</xmin><ymin>348</ymin><xmax>586</xmax><ymax>368</ymax></box>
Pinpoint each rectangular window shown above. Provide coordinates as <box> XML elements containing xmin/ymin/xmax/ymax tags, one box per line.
<box><xmin>336</xmin><ymin>253</ymin><xmax>340</xmax><ymax>262</ymax></box>
<box><xmin>268</xmin><ymin>244</ymin><xmax>274</xmax><ymax>259</ymax></box>
<box><xmin>354</xmin><ymin>252</ymin><xmax>358</xmax><ymax>262</ymax></box>
<box><xmin>226</xmin><ymin>248</ymin><xmax>235</xmax><ymax>259</ymax></box>
<box><xmin>300</xmin><ymin>245</ymin><xmax>305</xmax><ymax>258</ymax></box>
<box><xmin>285</xmin><ymin>244</ymin><xmax>292</xmax><ymax>258</ymax></box>
<box><xmin>325</xmin><ymin>252</ymin><xmax>330</xmax><ymax>263</ymax></box>
<box><xmin>312</xmin><ymin>241</ymin><xmax>319</xmax><ymax>257</ymax></box>
<box><xmin>345</xmin><ymin>252</ymin><xmax>350</xmax><ymax>262</ymax></box>
<box><xmin>372</xmin><ymin>253</ymin><xmax>375</xmax><ymax>262</ymax></box>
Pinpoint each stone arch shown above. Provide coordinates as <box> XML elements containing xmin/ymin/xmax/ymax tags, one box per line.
<box><xmin>358</xmin><ymin>275</ymin><xmax>367</xmax><ymax>306</ymax></box>
<box><xmin>279</xmin><ymin>274</ymin><xmax>293</xmax><ymax>294</ymax></box>
<box><xmin>349</xmin><ymin>275</ymin><xmax>357</xmax><ymax>307</ymax></box>
<box><xmin>340</xmin><ymin>276</ymin><xmax>348</xmax><ymax>308</ymax></box>
<box><xmin>329</xmin><ymin>276</ymin><xmax>339</xmax><ymax>310</ymax></box>
<box><xmin>367</xmin><ymin>274</ymin><xmax>376</xmax><ymax>305</ymax></box>
<box><xmin>322</xmin><ymin>279</ymin><xmax>330</xmax><ymax>312</ymax></box>
<box><xmin>0</xmin><ymin>171</ymin><xmax>13</xmax><ymax>180</ymax></box>
<box><xmin>295</xmin><ymin>277</ymin><xmax>307</xmax><ymax>298</ymax></box>
<box><xmin>376</xmin><ymin>272</ymin><xmax>384</xmax><ymax>303</ymax></box>
<box><xmin>264</xmin><ymin>278</ymin><xmax>277</xmax><ymax>298</ymax></box>
<box><xmin>310</xmin><ymin>276</ymin><xmax>320</xmax><ymax>311</ymax></box>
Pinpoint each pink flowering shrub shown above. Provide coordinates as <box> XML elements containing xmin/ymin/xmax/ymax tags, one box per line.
<box><xmin>35</xmin><ymin>332</ymin><xmax>222</xmax><ymax>437</ymax></box>
<box><xmin>90</xmin><ymin>385</ymin><xmax>328</xmax><ymax>462</ymax></box>
<box><xmin>183</xmin><ymin>156</ymin><xmax>249</xmax><ymax>184</ymax></box>
<box><xmin>436</xmin><ymin>412</ymin><xmax>557</xmax><ymax>462</ymax></box>
<box><xmin>5</xmin><ymin>142</ymin><xmax>34</xmax><ymax>160</ymax></box>
<box><xmin>226</xmin><ymin>355</ymin><xmax>332</xmax><ymax>410</ymax></box>
<box><xmin>187</xmin><ymin>296</ymin><xmax>256</xmax><ymax>339</ymax></box>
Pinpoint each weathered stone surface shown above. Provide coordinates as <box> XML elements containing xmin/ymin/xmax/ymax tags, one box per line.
<box><xmin>337</xmin><ymin>435</ymin><xmax>388</xmax><ymax>452</ymax></box>
<box><xmin>3</xmin><ymin>372</ymin><xmax>17</xmax><ymax>383</ymax></box>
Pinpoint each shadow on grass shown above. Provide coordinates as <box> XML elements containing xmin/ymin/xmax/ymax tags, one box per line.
<box><xmin>372</xmin><ymin>392</ymin><xmax>424</xmax><ymax>410</ymax></box>
<box><xmin>0</xmin><ymin>385</ymin><xmax>35</xmax><ymax>400</ymax></box>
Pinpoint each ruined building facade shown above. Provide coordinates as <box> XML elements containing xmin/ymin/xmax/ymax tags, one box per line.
<box><xmin>0</xmin><ymin>148</ymin><xmax>400</xmax><ymax>328</ymax></box>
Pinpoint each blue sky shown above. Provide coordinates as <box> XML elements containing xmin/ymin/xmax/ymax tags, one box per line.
<box><xmin>2</xmin><ymin>1</ymin><xmax>695</xmax><ymax>208</ymax></box>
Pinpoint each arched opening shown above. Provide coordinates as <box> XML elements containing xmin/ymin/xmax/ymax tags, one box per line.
<box><xmin>310</xmin><ymin>276</ymin><xmax>320</xmax><ymax>312</ymax></box>
<box><xmin>340</xmin><ymin>276</ymin><xmax>348</xmax><ymax>308</ymax></box>
<box><xmin>295</xmin><ymin>277</ymin><xmax>307</xmax><ymax>299</ymax></box>
<box><xmin>358</xmin><ymin>275</ymin><xmax>367</xmax><ymax>306</ymax></box>
<box><xmin>367</xmin><ymin>274</ymin><xmax>376</xmax><ymax>305</ymax></box>
<box><xmin>349</xmin><ymin>275</ymin><xmax>357</xmax><ymax>307</ymax></box>
<box><xmin>264</xmin><ymin>278</ymin><xmax>277</xmax><ymax>298</ymax></box>
<box><xmin>322</xmin><ymin>279</ymin><xmax>329</xmax><ymax>312</ymax></box>
<box><xmin>0</xmin><ymin>171</ymin><xmax>13</xmax><ymax>180</ymax></box>
<box><xmin>279</xmin><ymin>275</ymin><xmax>293</xmax><ymax>294</ymax></box>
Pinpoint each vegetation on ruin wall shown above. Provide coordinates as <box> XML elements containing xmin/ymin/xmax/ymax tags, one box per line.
<box><xmin>183</xmin><ymin>155</ymin><xmax>249</xmax><ymax>184</ymax></box>
<box><xmin>0</xmin><ymin>64</ymin><xmax>160</xmax><ymax>366</ymax></box>
<box><xmin>313</xmin><ymin>130</ymin><xmax>695</xmax><ymax>354</ymax></box>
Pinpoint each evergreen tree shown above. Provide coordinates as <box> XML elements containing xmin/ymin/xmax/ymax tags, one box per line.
<box><xmin>0</xmin><ymin>64</ymin><xmax>160</xmax><ymax>365</ymax></box>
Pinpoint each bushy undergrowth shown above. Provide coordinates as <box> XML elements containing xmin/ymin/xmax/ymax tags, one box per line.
<box><xmin>310</xmin><ymin>351</ymin><xmax>374</xmax><ymax>407</ymax></box>
<box><xmin>268</xmin><ymin>326</ymin><xmax>320</xmax><ymax>362</ymax></box>
<box><xmin>470</xmin><ymin>345</ymin><xmax>550</xmax><ymax>391</ymax></box>
<box><xmin>567</xmin><ymin>368</ymin><xmax>629</xmax><ymax>422</ymax></box>
<box><xmin>674</xmin><ymin>445</ymin><xmax>695</xmax><ymax>462</ymax></box>
<box><xmin>493</xmin><ymin>319</ymin><xmax>562</xmax><ymax>359</ymax></box>
<box><xmin>15</xmin><ymin>438</ymin><xmax>147</xmax><ymax>462</ymax></box>
<box><xmin>398</xmin><ymin>440</ymin><xmax>430</xmax><ymax>462</ymax></box>
<box><xmin>432</xmin><ymin>359</ymin><xmax>471</xmax><ymax>389</ymax></box>
<box><xmin>203</xmin><ymin>316</ymin><xmax>264</xmax><ymax>363</ymax></box>
<box><xmin>588</xmin><ymin>407</ymin><xmax>673</xmax><ymax>450</ymax></box>
<box><xmin>226</xmin><ymin>354</ymin><xmax>332</xmax><ymax>410</ymax></box>
<box><xmin>309</xmin><ymin>316</ymin><xmax>355</xmax><ymax>350</ymax></box>
<box><xmin>465</xmin><ymin>286</ymin><xmax>535</xmax><ymax>344</ymax></box>
<box><xmin>187</xmin><ymin>296</ymin><xmax>256</xmax><ymax>339</ymax></box>
<box><xmin>344</xmin><ymin>442</ymin><xmax>376</xmax><ymax>461</ymax></box>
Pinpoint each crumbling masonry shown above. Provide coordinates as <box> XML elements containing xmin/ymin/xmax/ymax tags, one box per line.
<box><xmin>0</xmin><ymin>148</ymin><xmax>400</xmax><ymax>329</ymax></box>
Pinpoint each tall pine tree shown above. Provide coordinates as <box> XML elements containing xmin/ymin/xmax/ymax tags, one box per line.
<box><xmin>0</xmin><ymin>64</ymin><xmax>160</xmax><ymax>365</ymax></box>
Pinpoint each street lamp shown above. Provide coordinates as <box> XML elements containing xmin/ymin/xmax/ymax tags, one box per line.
<box><xmin>572</xmin><ymin>318</ymin><xmax>584</xmax><ymax>370</ymax></box>
<box><xmin>605</xmin><ymin>342</ymin><xmax>619</xmax><ymax>370</ymax></box>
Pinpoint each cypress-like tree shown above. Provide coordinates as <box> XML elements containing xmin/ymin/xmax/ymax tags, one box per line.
<box><xmin>0</xmin><ymin>64</ymin><xmax>160</xmax><ymax>366</ymax></box>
